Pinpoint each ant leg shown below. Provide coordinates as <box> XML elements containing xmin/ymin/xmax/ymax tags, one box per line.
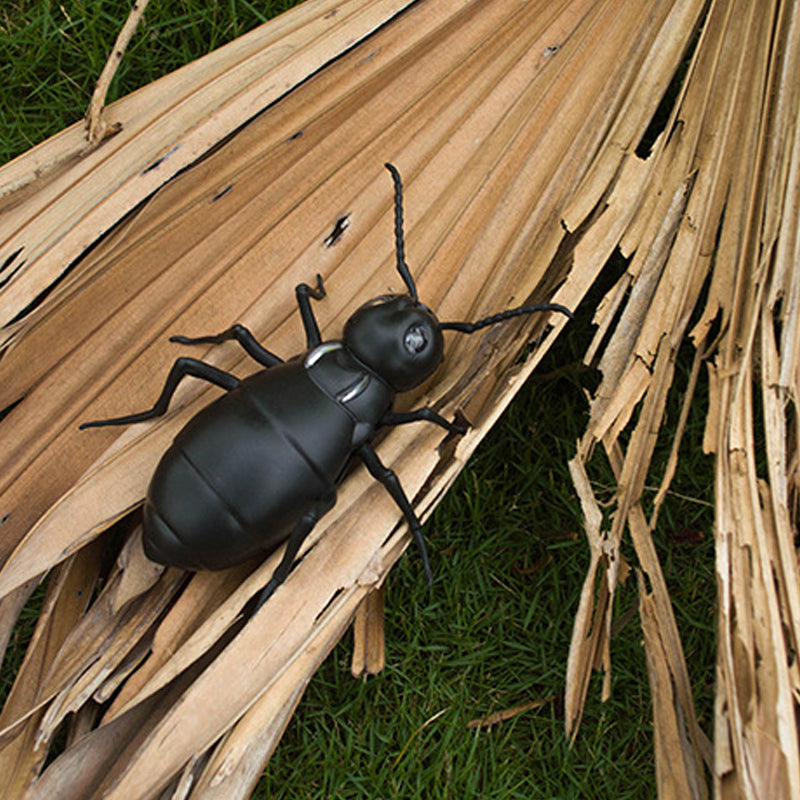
<box><xmin>295</xmin><ymin>274</ymin><xmax>326</xmax><ymax>349</ymax></box>
<box><xmin>381</xmin><ymin>408</ymin><xmax>467</xmax><ymax>436</ymax></box>
<box><xmin>79</xmin><ymin>357</ymin><xmax>239</xmax><ymax>429</ymax></box>
<box><xmin>250</xmin><ymin>492</ymin><xmax>336</xmax><ymax>611</ymax></box>
<box><xmin>170</xmin><ymin>324</ymin><xmax>283</xmax><ymax>367</ymax></box>
<box><xmin>357</xmin><ymin>443</ymin><xmax>433</xmax><ymax>586</ymax></box>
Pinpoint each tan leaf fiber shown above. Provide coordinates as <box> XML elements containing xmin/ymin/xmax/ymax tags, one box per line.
<box><xmin>709</xmin><ymin>1</ymin><xmax>800</xmax><ymax>793</ymax></box>
<box><xmin>350</xmin><ymin>584</ymin><xmax>387</xmax><ymax>678</ymax></box>
<box><xmin>0</xmin><ymin>0</ymin><xmax>596</xmax><ymax>599</ymax></box>
<box><xmin>0</xmin><ymin>0</ymin><xmax>416</xmax><ymax>335</ymax></box>
<box><xmin>3</xmin><ymin>0</ymin><xmax>798</xmax><ymax>797</ymax></box>
<box><xmin>2</xmin><ymin>2</ymin><xmax>630</xmax><ymax>793</ymax></box>
<box><xmin>563</xmin><ymin>0</ymin><xmax>800</xmax><ymax>797</ymax></box>
<box><xmin>0</xmin><ymin>540</ymin><xmax>103</xmax><ymax>798</ymax></box>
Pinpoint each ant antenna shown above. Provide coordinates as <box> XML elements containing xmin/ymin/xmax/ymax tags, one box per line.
<box><xmin>385</xmin><ymin>163</ymin><xmax>419</xmax><ymax>301</ymax></box>
<box><xmin>440</xmin><ymin>303</ymin><xmax>573</xmax><ymax>333</ymax></box>
<box><xmin>382</xmin><ymin>165</ymin><xmax>572</xmax><ymax>331</ymax></box>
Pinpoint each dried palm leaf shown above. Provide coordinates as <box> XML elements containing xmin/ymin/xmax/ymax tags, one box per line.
<box><xmin>0</xmin><ymin>0</ymin><xmax>797</xmax><ymax>798</ymax></box>
<box><xmin>563</xmin><ymin>0</ymin><xmax>800</xmax><ymax>798</ymax></box>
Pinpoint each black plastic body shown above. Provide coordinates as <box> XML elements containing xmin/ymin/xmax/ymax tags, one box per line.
<box><xmin>143</xmin><ymin>344</ymin><xmax>393</xmax><ymax>570</ymax></box>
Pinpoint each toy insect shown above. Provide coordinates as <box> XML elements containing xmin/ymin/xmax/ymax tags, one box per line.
<box><xmin>81</xmin><ymin>163</ymin><xmax>572</xmax><ymax>607</ymax></box>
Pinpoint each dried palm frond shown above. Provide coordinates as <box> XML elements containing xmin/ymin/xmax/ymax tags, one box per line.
<box><xmin>0</xmin><ymin>0</ymin><xmax>797</xmax><ymax>798</ymax></box>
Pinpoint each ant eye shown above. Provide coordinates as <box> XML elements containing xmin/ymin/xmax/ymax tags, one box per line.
<box><xmin>404</xmin><ymin>324</ymin><xmax>428</xmax><ymax>354</ymax></box>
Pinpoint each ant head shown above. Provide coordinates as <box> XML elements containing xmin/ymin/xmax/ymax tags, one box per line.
<box><xmin>346</xmin><ymin>164</ymin><xmax>573</xmax><ymax>393</ymax></box>
<box><xmin>344</xmin><ymin>295</ymin><xmax>444</xmax><ymax>392</ymax></box>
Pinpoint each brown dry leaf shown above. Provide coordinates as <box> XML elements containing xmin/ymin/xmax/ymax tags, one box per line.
<box><xmin>639</xmin><ymin>571</ymin><xmax>708</xmax><ymax>800</ymax></box>
<box><xmin>708</xmin><ymin>5</ymin><xmax>800</xmax><ymax>792</ymax></box>
<box><xmin>0</xmin><ymin>0</ymin><xmax>416</xmax><ymax>333</ymax></box>
<box><xmin>350</xmin><ymin>583</ymin><xmax>387</xmax><ymax>678</ymax></box>
<box><xmin>564</xmin><ymin>454</ymin><xmax>608</xmax><ymax>736</ymax></box>
<box><xmin>188</xmin><ymin>580</ymin><xmax>372</xmax><ymax>799</ymax></box>
<box><xmin>2</xmin><ymin>0</ymin><xmax>697</xmax><ymax>795</ymax></box>
<box><xmin>0</xmin><ymin>541</ymin><xmax>103</xmax><ymax>800</ymax></box>
<box><xmin>562</xmin><ymin>0</ymin><xmax>799</xmax><ymax>797</ymax></box>
<box><xmin>102</xmin><ymin>560</ymin><xmax>257</xmax><ymax>722</ymax></box>
<box><xmin>110</xmin><ymin>528</ymin><xmax>166</xmax><ymax>615</ymax></box>
<box><xmin>1</xmin><ymin>0</ymin><xmax>799</xmax><ymax>797</ymax></box>
<box><xmin>0</xmin><ymin>0</ymin><xmax>590</xmax><ymax>600</ymax></box>
<box><xmin>22</xmin><ymin>660</ymin><xmax>216</xmax><ymax>800</ymax></box>
<box><xmin>33</xmin><ymin>566</ymin><xmax>184</xmax><ymax>748</ymax></box>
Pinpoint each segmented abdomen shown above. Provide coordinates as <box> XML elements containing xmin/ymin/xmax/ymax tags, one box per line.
<box><xmin>142</xmin><ymin>365</ymin><xmax>353</xmax><ymax>570</ymax></box>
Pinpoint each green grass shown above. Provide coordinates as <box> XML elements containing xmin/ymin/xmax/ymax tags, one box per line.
<box><xmin>0</xmin><ymin>0</ymin><xmax>296</xmax><ymax>162</ymax></box>
<box><xmin>1</xmin><ymin>2</ymin><xmax>717</xmax><ymax>797</ymax></box>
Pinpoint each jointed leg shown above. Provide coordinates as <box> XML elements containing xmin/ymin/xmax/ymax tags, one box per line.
<box><xmin>250</xmin><ymin>492</ymin><xmax>336</xmax><ymax>611</ymax></box>
<box><xmin>295</xmin><ymin>274</ymin><xmax>326</xmax><ymax>349</ymax></box>
<box><xmin>79</xmin><ymin>357</ymin><xmax>239</xmax><ymax>429</ymax></box>
<box><xmin>381</xmin><ymin>407</ymin><xmax>467</xmax><ymax>436</ymax></box>
<box><xmin>357</xmin><ymin>443</ymin><xmax>433</xmax><ymax>586</ymax></box>
<box><xmin>170</xmin><ymin>324</ymin><xmax>283</xmax><ymax>368</ymax></box>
